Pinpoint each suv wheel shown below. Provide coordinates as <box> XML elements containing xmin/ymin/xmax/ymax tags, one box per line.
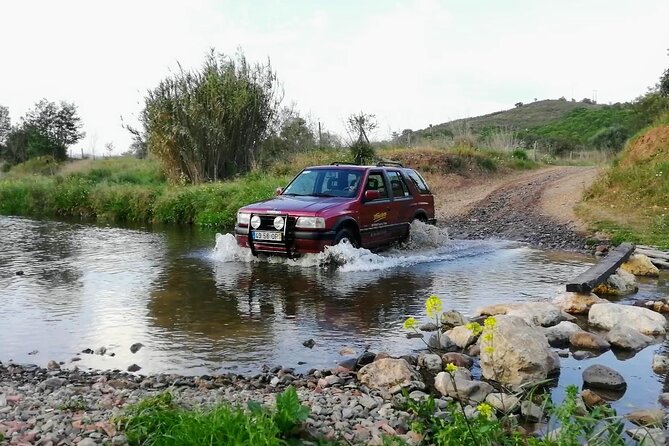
<box><xmin>333</xmin><ymin>228</ymin><xmax>359</xmax><ymax>248</ymax></box>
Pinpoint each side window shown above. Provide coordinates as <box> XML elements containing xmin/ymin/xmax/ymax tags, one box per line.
<box><xmin>406</xmin><ymin>169</ymin><xmax>430</xmax><ymax>194</ymax></box>
<box><xmin>387</xmin><ymin>171</ymin><xmax>411</xmax><ymax>198</ymax></box>
<box><xmin>364</xmin><ymin>172</ymin><xmax>388</xmax><ymax>200</ymax></box>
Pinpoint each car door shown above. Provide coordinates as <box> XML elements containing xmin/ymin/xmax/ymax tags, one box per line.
<box><xmin>386</xmin><ymin>170</ymin><xmax>414</xmax><ymax>238</ymax></box>
<box><xmin>359</xmin><ymin>171</ymin><xmax>397</xmax><ymax>247</ymax></box>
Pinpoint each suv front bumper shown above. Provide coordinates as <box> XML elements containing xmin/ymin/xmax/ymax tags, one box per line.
<box><xmin>234</xmin><ymin>226</ymin><xmax>336</xmax><ymax>256</ymax></box>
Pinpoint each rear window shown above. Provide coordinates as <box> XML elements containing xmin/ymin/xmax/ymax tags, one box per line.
<box><xmin>406</xmin><ymin>169</ymin><xmax>430</xmax><ymax>194</ymax></box>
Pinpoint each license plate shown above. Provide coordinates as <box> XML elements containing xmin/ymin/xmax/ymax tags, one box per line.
<box><xmin>253</xmin><ymin>231</ymin><xmax>282</xmax><ymax>241</ymax></box>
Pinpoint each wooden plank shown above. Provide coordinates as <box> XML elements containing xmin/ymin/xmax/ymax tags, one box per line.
<box><xmin>650</xmin><ymin>258</ymin><xmax>669</xmax><ymax>269</ymax></box>
<box><xmin>566</xmin><ymin>242</ymin><xmax>636</xmax><ymax>293</ymax></box>
<box><xmin>635</xmin><ymin>248</ymin><xmax>669</xmax><ymax>261</ymax></box>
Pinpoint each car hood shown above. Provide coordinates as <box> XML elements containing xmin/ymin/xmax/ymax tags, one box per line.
<box><xmin>240</xmin><ymin>195</ymin><xmax>352</xmax><ymax>214</ymax></box>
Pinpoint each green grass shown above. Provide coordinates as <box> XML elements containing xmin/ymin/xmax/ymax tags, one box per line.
<box><xmin>116</xmin><ymin>387</ymin><xmax>311</xmax><ymax>446</ymax></box>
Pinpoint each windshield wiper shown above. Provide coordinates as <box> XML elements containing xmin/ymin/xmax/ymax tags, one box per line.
<box><xmin>312</xmin><ymin>193</ymin><xmax>336</xmax><ymax>197</ymax></box>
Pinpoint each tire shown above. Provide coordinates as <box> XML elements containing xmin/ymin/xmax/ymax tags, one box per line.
<box><xmin>333</xmin><ymin>228</ymin><xmax>359</xmax><ymax>248</ymax></box>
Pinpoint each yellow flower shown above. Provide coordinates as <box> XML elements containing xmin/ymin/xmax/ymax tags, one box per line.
<box><xmin>484</xmin><ymin>346</ymin><xmax>494</xmax><ymax>354</ymax></box>
<box><xmin>477</xmin><ymin>402</ymin><xmax>494</xmax><ymax>420</ymax></box>
<box><xmin>403</xmin><ymin>317</ymin><xmax>418</xmax><ymax>330</ymax></box>
<box><xmin>482</xmin><ymin>332</ymin><xmax>494</xmax><ymax>342</ymax></box>
<box><xmin>465</xmin><ymin>322</ymin><xmax>482</xmax><ymax>336</ymax></box>
<box><xmin>445</xmin><ymin>363</ymin><xmax>458</xmax><ymax>373</ymax></box>
<box><xmin>484</xmin><ymin>317</ymin><xmax>497</xmax><ymax>328</ymax></box>
<box><xmin>425</xmin><ymin>295</ymin><xmax>443</xmax><ymax>318</ymax></box>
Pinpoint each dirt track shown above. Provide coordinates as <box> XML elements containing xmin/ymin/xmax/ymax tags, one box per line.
<box><xmin>437</xmin><ymin>166</ymin><xmax>599</xmax><ymax>250</ymax></box>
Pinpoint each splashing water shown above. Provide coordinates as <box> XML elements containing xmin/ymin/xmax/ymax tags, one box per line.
<box><xmin>211</xmin><ymin>221</ymin><xmax>508</xmax><ymax>272</ymax></box>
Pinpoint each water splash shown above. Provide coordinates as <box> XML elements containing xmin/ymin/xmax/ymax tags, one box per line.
<box><xmin>212</xmin><ymin>222</ymin><xmax>507</xmax><ymax>272</ymax></box>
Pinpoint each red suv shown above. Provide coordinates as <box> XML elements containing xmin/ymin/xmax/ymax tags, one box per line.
<box><xmin>235</xmin><ymin>162</ymin><xmax>435</xmax><ymax>256</ymax></box>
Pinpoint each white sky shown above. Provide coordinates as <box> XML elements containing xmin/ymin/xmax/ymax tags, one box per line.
<box><xmin>1</xmin><ymin>0</ymin><xmax>668</xmax><ymax>154</ymax></box>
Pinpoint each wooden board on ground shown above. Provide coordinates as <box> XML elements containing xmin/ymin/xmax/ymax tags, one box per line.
<box><xmin>566</xmin><ymin>243</ymin><xmax>636</xmax><ymax>293</ymax></box>
<box><xmin>635</xmin><ymin>248</ymin><xmax>669</xmax><ymax>261</ymax></box>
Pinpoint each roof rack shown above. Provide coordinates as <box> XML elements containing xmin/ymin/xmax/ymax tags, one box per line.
<box><xmin>330</xmin><ymin>162</ymin><xmax>360</xmax><ymax>166</ymax></box>
<box><xmin>376</xmin><ymin>160</ymin><xmax>404</xmax><ymax>167</ymax></box>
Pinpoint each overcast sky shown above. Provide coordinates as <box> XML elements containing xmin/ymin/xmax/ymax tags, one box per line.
<box><xmin>1</xmin><ymin>0</ymin><xmax>668</xmax><ymax>154</ymax></box>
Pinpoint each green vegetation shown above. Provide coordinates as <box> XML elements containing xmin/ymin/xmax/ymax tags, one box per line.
<box><xmin>116</xmin><ymin>387</ymin><xmax>310</xmax><ymax>446</ymax></box>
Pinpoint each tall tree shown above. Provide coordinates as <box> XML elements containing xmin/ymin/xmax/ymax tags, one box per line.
<box><xmin>346</xmin><ymin>112</ymin><xmax>377</xmax><ymax>164</ymax></box>
<box><xmin>660</xmin><ymin>67</ymin><xmax>669</xmax><ymax>97</ymax></box>
<box><xmin>22</xmin><ymin>99</ymin><xmax>84</xmax><ymax>160</ymax></box>
<box><xmin>0</xmin><ymin>105</ymin><xmax>10</xmax><ymax>146</ymax></box>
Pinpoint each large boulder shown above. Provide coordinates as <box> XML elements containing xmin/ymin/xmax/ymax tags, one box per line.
<box><xmin>479</xmin><ymin>315</ymin><xmax>559</xmax><ymax>389</ymax></box>
<box><xmin>552</xmin><ymin>292</ymin><xmax>606</xmax><ymax>314</ymax></box>
<box><xmin>434</xmin><ymin>371</ymin><xmax>494</xmax><ymax>403</ymax></box>
<box><xmin>593</xmin><ymin>268</ymin><xmax>638</xmax><ymax>296</ymax></box>
<box><xmin>569</xmin><ymin>331</ymin><xmax>610</xmax><ymax>351</ymax></box>
<box><xmin>441</xmin><ymin>310</ymin><xmax>469</xmax><ymax>329</ymax></box>
<box><xmin>582</xmin><ymin>364</ymin><xmax>626</xmax><ymax>391</ymax></box>
<box><xmin>485</xmin><ymin>393</ymin><xmax>520</xmax><ymax>413</ymax></box>
<box><xmin>621</xmin><ymin>253</ymin><xmax>660</xmax><ymax>277</ymax></box>
<box><xmin>589</xmin><ymin>303</ymin><xmax>667</xmax><ymax>335</ymax></box>
<box><xmin>358</xmin><ymin>358</ymin><xmax>422</xmax><ymax>392</ymax></box>
<box><xmin>446</xmin><ymin>325</ymin><xmax>478</xmax><ymax>349</ymax></box>
<box><xmin>506</xmin><ymin>302</ymin><xmax>573</xmax><ymax>327</ymax></box>
<box><xmin>606</xmin><ymin>325</ymin><xmax>654</xmax><ymax>351</ymax></box>
<box><xmin>544</xmin><ymin>321</ymin><xmax>582</xmax><ymax>346</ymax></box>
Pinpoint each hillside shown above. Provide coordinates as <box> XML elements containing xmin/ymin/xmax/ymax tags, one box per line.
<box><xmin>418</xmin><ymin>99</ymin><xmax>602</xmax><ymax>136</ymax></box>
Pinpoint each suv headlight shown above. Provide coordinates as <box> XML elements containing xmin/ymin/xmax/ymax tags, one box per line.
<box><xmin>295</xmin><ymin>216</ymin><xmax>326</xmax><ymax>229</ymax></box>
<box><xmin>237</xmin><ymin>212</ymin><xmax>250</xmax><ymax>225</ymax></box>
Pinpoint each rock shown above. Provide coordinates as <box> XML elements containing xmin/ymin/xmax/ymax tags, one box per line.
<box><xmin>659</xmin><ymin>393</ymin><xmax>669</xmax><ymax>407</ymax></box>
<box><xmin>508</xmin><ymin>302</ymin><xmax>574</xmax><ymax>327</ymax></box>
<box><xmin>485</xmin><ymin>393</ymin><xmax>520</xmax><ymax>413</ymax></box>
<box><xmin>428</xmin><ymin>333</ymin><xmax>456</xmax><ymax>351</ymax></box>
<box><xmin>15</xmin><ymin>270</ymin><xmax>24</xmax><ymax>275</ymax></box>
<box><xmin>81</xmin><ymin>348</ymin><xmax>94</xmax><ymax>354</ymax></box>
<box><xmin>127</xmin><ymin>364</ymin><xmax>142</xmax><ymax>372</ymax></box>
<box><xmin>417</xmin><ymin>353</ymin><xmax>443</xmax><ymax>372</ymax></box>
<box><xmin>626</xmin><ymin>409</ymin><xmax>666</xmax><ymax>427</ymax></box>
<box><xmin>40</xmin><ymin>377</ymin><xmax>65</xmax><ymax>389</ymax></box>
<box><xmin>420</xmin><ymin>322</ymin><xmax>439</xmax><ymax>332</ymax></box>
<box><xmin>552</xmin><ymin>292</ymin><xmax>606</xmax><ymax>314</ymax></box>
<box><xmin>356</xmin><ymin>352</ymin><xmax>376</xmax><ymax>368</ymax></box>
<box><xmin>581</xmin><ymin>389</ymin><xmax>607</xmax><ymax>408</ymax></box>
<box><xmin>302</xmin><ymin>339</ymin><xmax>315</xmax><ymax>348</ymax></box>
<box><xmin>480</xmin><ymin>315</ymin><xmax>559</xmax><ymax>389</ymax></box>
<box><xmin>520</xmin><ymin>401</ymin><xmax>543</xmax><ymax>422</ymax></box>
<box><xmin>95</xmin><ymin>346</ymin><xmax>107</xmax><ymax>355</ymax></box>
<box><xmin>112</xmin><ymin>435</ymin><xmax>128</xmax><ymax>446</ymax></box>
<box><xmin>357</xmin><ymin>358</ymin><xmax>421</xmax><ymax>392</ymax></box>
<box><xmin>338</xmin><ymin>358</ymin><xmax>357</xmax><ymax>370</ymax></box>
<box><xmin>78</xmin><ymin>439</ymin><xmax>97</xmax><ymax>446</ymax></box>
<box><xmin>626</xmin><ymin>427</ymin><xmax>665</xmax><ymax>445</ymax></box>
<box><xmin>270</xmin><ymin>376</ymin><xmax>280</xmax><ymax>387</ymax></box>
<box><xmin>374</xmin><ymin>352</ymin><xmax>390</xmax><ymax>362</ymax></box>
<box><xmin>47</xmin><ymin>360</ymin><xmax>60</xmax><ymax>370</ymax></box>
<box><xmin>543</xmin><ymin>321</ymin><xmax>582</xmax><ymax>346</ymax></box>
<box><xmin>573</xmin><ymin>350</ymin><xmax>599</xmax><ymax>360</ymax></box>
<box><xmin>339</xmin><ymin>347</ymin><xmax>356</xmax><ymax>356</ymax></box>
<box><xmin>589</xmin><ymin>303</ymin><xmax>666</xmax><ymax>335</ymax></box>
<box><xmin>130</xmin><ymin>342</ymin><xmax>144</xmax><ymax>353</ymax></box>
<box><xmin>593</xmin><ymin>268</ymin><xmax>638</xmax><ymax>296</ymax></box>
<box><xmin>652</xmin><ymin>355</ymin><xmax>669</xmax><ymax>374</ymax></box>
<box><xmin>466</xmin><ymin>344</ymin><xmax>480</xmax><ymax>357</ymax></box>
<box><xmin>434</xmin><ymin>371</ymin><xmax>493</xmax><ymax>403</ymax></box>
<box><xmin>442</xmin><ymin>352</ymin><xmax>473</xmax><ymax>369</ymax></box>
<box><xmin>475</xmin><ymin>303</ymin><xmax>515</xmax><ymax>316</ymax></box>
<box><xmin>621</xmin><ymin>253</ymin><xmax>660</xmax><ymax>277</ymax></box>
<box><xmin>359</xmin><ymin>396</ymin><xmax>378</xmax><ymax>410</ymax></box>
<box><xmin>441</xmin><ymin>310</ymin><xmax>469</xmax><ymax>329</ymax></box>
<box><xmin>445</xmin><ymin>325</ymin><xmax>478</xmax><ymax>348</ymax></box>
<box><xmin>582</xmin><ymin>364</ymin><xmax>626</xmax><ymax>390</ymax></box>
<box><xmin>606</xmin><ymin>325</ymin><xmax>654</xmax><ymax>351</ymax></box>
<box><xmin>569</xmin><ymin>331</ymin><xmax>610</xmax><ymax>351</ymax></box>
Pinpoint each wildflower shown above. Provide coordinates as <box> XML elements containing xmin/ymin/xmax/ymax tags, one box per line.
<box><xmin>477</xmin><ymin>402</ymin><xmax>495</xmax><ymax>420</ymax></box>
<box><xmin>484</xmin><ymin>346</ymin><xmax>494</xmax><ymax>354</ymax></box>
<box><xmin>445</xmin><ymin>363</ymin><xmax>458</xmax><ymax>373</ymax></box>
<box><xmin>425</xmin><ymin>295</ymin><xmax>443</xmax><ymax>318</ymax></box>
<box><xmin>482</xmin><ymin>332</ymin><xmax>494</xmax><ymax>342</ymax></box>
<box><xmin>483</xmin><ymin>316</ymin><xmax>497</xmax><ymax>328</ymax></box>
<box><xmin>403</xmin><ymin>317</ymin><xmax>418</xmax><ymax>330</ymax></box>
<box><xmin>465</xmin><ymin>322</ymin><xmax>482</xmax><ymax>336</ymax></box>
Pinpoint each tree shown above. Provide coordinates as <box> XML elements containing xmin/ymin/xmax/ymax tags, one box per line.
<box><xmin>0</xmin><ymin>105</ymin><xmax>10</xmax><ymax>146</ymax></box>
<box><xmin>346</xmin><ymin>112</ymin><xmax>377</xmax><ymax>164</ymax></box>
<box><xmin>589</xmin><ymin>125</ymin><xmax>630</xmax><ymax>152</ymax></box>
<box><xmin>22</xmin><ymin>99</ymin><xmax>84</xmax><ymax>160</ymax></box>
<box><xmin>660</xmin><ymin>67</ymin><xmax>669</xmax><ymax>97</ymax></box>
<box><xmin>143</xmin><ymin>49</ymin><xmax>281</xmax><ymax>183</ymax></box>
<box><xmin>514</xmin><ymin>102</ymin><xmax>523</xmax><ymax>108</ymax></box>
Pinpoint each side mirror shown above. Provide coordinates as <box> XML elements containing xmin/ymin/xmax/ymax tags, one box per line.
<box><xmin>275</xmin><ymin>187</ymin><xmax>283</xmax><ymax>196</ymax></box>
<box><xmin>364</xmin><ymin>190</ymin><xmax>380</xmax><ymax>201</ymax></box>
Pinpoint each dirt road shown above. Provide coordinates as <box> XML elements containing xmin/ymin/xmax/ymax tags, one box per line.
<box><xmin>436</xmin><ymin>166</ymin><xmax>599</xmax><ymax>250</ymax></box>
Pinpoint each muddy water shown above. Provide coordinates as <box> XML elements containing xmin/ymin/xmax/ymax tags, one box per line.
<box><xmin>1</xmin><ymin>216</ymin><xmax>668</xmax><ymax>411</ymax></box>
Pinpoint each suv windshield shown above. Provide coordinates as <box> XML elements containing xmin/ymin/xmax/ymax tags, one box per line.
<box><xmin>283</xmin><ymin>168</ymin><xmax>362</xmax><ymax>198</ymax></box>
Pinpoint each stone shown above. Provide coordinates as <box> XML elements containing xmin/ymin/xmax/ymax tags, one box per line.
<box><xmin>359</xmin><ymin>396</ymin><xmax>378</xmax><ymax>410</ymax></box>
<box><xmin>520</xmin><ymin>401</ymin><xmax>543</xmax><ymax>422</ymax></box>
<box><xmin>485</xmin><ymin>393</ymin><xmax>520</xmax><ymax>413</ymax></box>
<box><xmin>658</xmin><ymin>393</ymin><xmax>669</xmax><ymax>407</ymax></box>
<box><xmin>441</xmin><ymin>310</ymin><xmax>469</xmax><ymax>329</ymax></box>
<box><xmin>78</xmin><ymin>439</ymin><xmax>97</xmax><ymax>446</ymax></box>
<box><xmin>573</xmin><ymin>350</ymin><xmax>599</xmax><ymax>360</ymax></box>
<box><xmin>606</xmin><ymin>325</ymin><xmax>654</xmax><ymax>351</ymax></box>
<box><xmin>417</xmin><ymin>353</ymin><xmax>442</xmax><ymax>372</ymax></box>
<box><xmin>95</xmin><ymin>346</ymin><xmax>107</xmax><ymax>355</ymax></box>
<box><xmin>357</xmin><ymin>358</ymin><xmax>421</xmax><ymax>392</ymax></box>
<box><xmin>356</xmin><ymin>352</ymin><xmax>376</xmax><ymax>368</ymax></box>
<box><xmin>442</xmin><ymin>352</ymin><xmax>473</xmax><ymax>369</ymax></box>
<box><xmin>569</xmin><ymin>331</ymin><xmax>610</xmax><ymax>351</ymax></box>
<box><xmin>552</xmin><ymin>292</ymin><xmax>606</xmax><ymax>314</ymax></box>
<box><xmin>626</xmin><ymin>409</ymin><xmax>666</xmax><ymax>427</ymax></box>
<box><xmin>475</xmin><ymin>303</ymin><xmax>515</xmax><ymax>316</ymax></box>
<box><xmin>593</xmin><ymin>268</ymin><xmax>638</xmax><ymax>296</ymax></box>
<box><xmin>506</xmin><ymin>302</ymin><xmax>573</xmax><ymax>327</ymax></box>
<box><xmin>589</xmin><ymin>303</ymin><xmax>666</xmax><ymax>335</ymax></box>
<box><xmin>626</xmin><ymin>427</ymin><xmax>665</xmax><ymax>445</ymax></box>
<box><xmin>40</xmin><ymin>377</ymin><xmax>65</xmax><ymax>389</ymax></box>
<box><xmin>127</xmin><ymin>364</ymin><xmax>142</xmax><ymax>372</ymax></box>
<box><xmin>428</xmin><ymin>333</ymin><xmax>456</xmax><ymax>351</ymax></box>
<box><xmin>445</xmin><ymin>325</ymin><xmax>478</xmax><ymax>349</ymax></box>
<box><xmin>130</xmin><ymin>343</ymin><xmax>144</xmax><ymax>353</ymax></box>
<box><xmin>420</xmin><ymin>322</ymin><xmax>439</xmax><ymax>332</ymax></box>
<box><xmin>47</xmin><ymin>360</ymin><xmax>60</xmax><ymax>370</ymax></box>
<box><xmin>479</xmin><ymin>315</ymin><xmax>559</xmax><ymax>389</ymax></box>
<box><xmin>434</xmin><ymin>371</ymin><xmax>493</xmax><ymax>403</ymax></box>
<box><xmin>112</xmin><ymin>435</ymin><xmax>128</xmax><ymax>446</ymax></box>
<box><xmin>582</xmin><ymin>364</ymin><xmax>626</xmax><ymax>390</ymax></box>
<box><xmin>543</xmin><ymin>321</ymin><xmax>581</xmax><ymax>346</ymax></box>
<box><xmin>339</xmin><ymin>347</ymin><xmax>356</xmax><ymax>356</ymax></box>
<box><xmin>302</xmin><ymin>339</ymin><xmax>315</xmax><ymax>348</ymax></box>
<box><xmin>581</xmin><ymin>389</ymin><xmax>607</xmax><ymax>408</ymax></box>
<box><xmin>621</xmin><ymin>253</ymin><xmax>660</xmax><ymax>277</ymax></box>
<box><xmin>653</xmin><ymin>355</ymin><xmax>669</xmax><ymax>374</ymax></box>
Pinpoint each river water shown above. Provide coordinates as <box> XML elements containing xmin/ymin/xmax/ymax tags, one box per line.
<box><xmin>1</xmin><ymin>216</ymin><xmax>668</xmax><ymax>411</ymax></box>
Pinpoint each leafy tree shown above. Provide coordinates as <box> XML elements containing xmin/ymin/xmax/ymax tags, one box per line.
<box><xmin>346</xmin><ymin>112</ymin><xmax>377</xmax><ymax>164</ymax></box>
<box><xmin>660</xmin><ymin>67</ymin><xmax>669</xmax><ymax>97</ymax></box>
<box><xmin>21</xmin><ymin>99</ymin><xmax>84</xmax><ymax>160</ymax></box>
<box><xmin>143</xmin><ymin>49</ymin><xmax>280</xmax><ymax>183</ymax></box>
<box><xmin>589</xmin><ymin>125</ymin><xmax>630</xmax><ymax>151</ymax></box>
<box><xmin>514</xmin><ymin>102</ymin><xmax>523</xmax><ymax>108</ymax></box>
